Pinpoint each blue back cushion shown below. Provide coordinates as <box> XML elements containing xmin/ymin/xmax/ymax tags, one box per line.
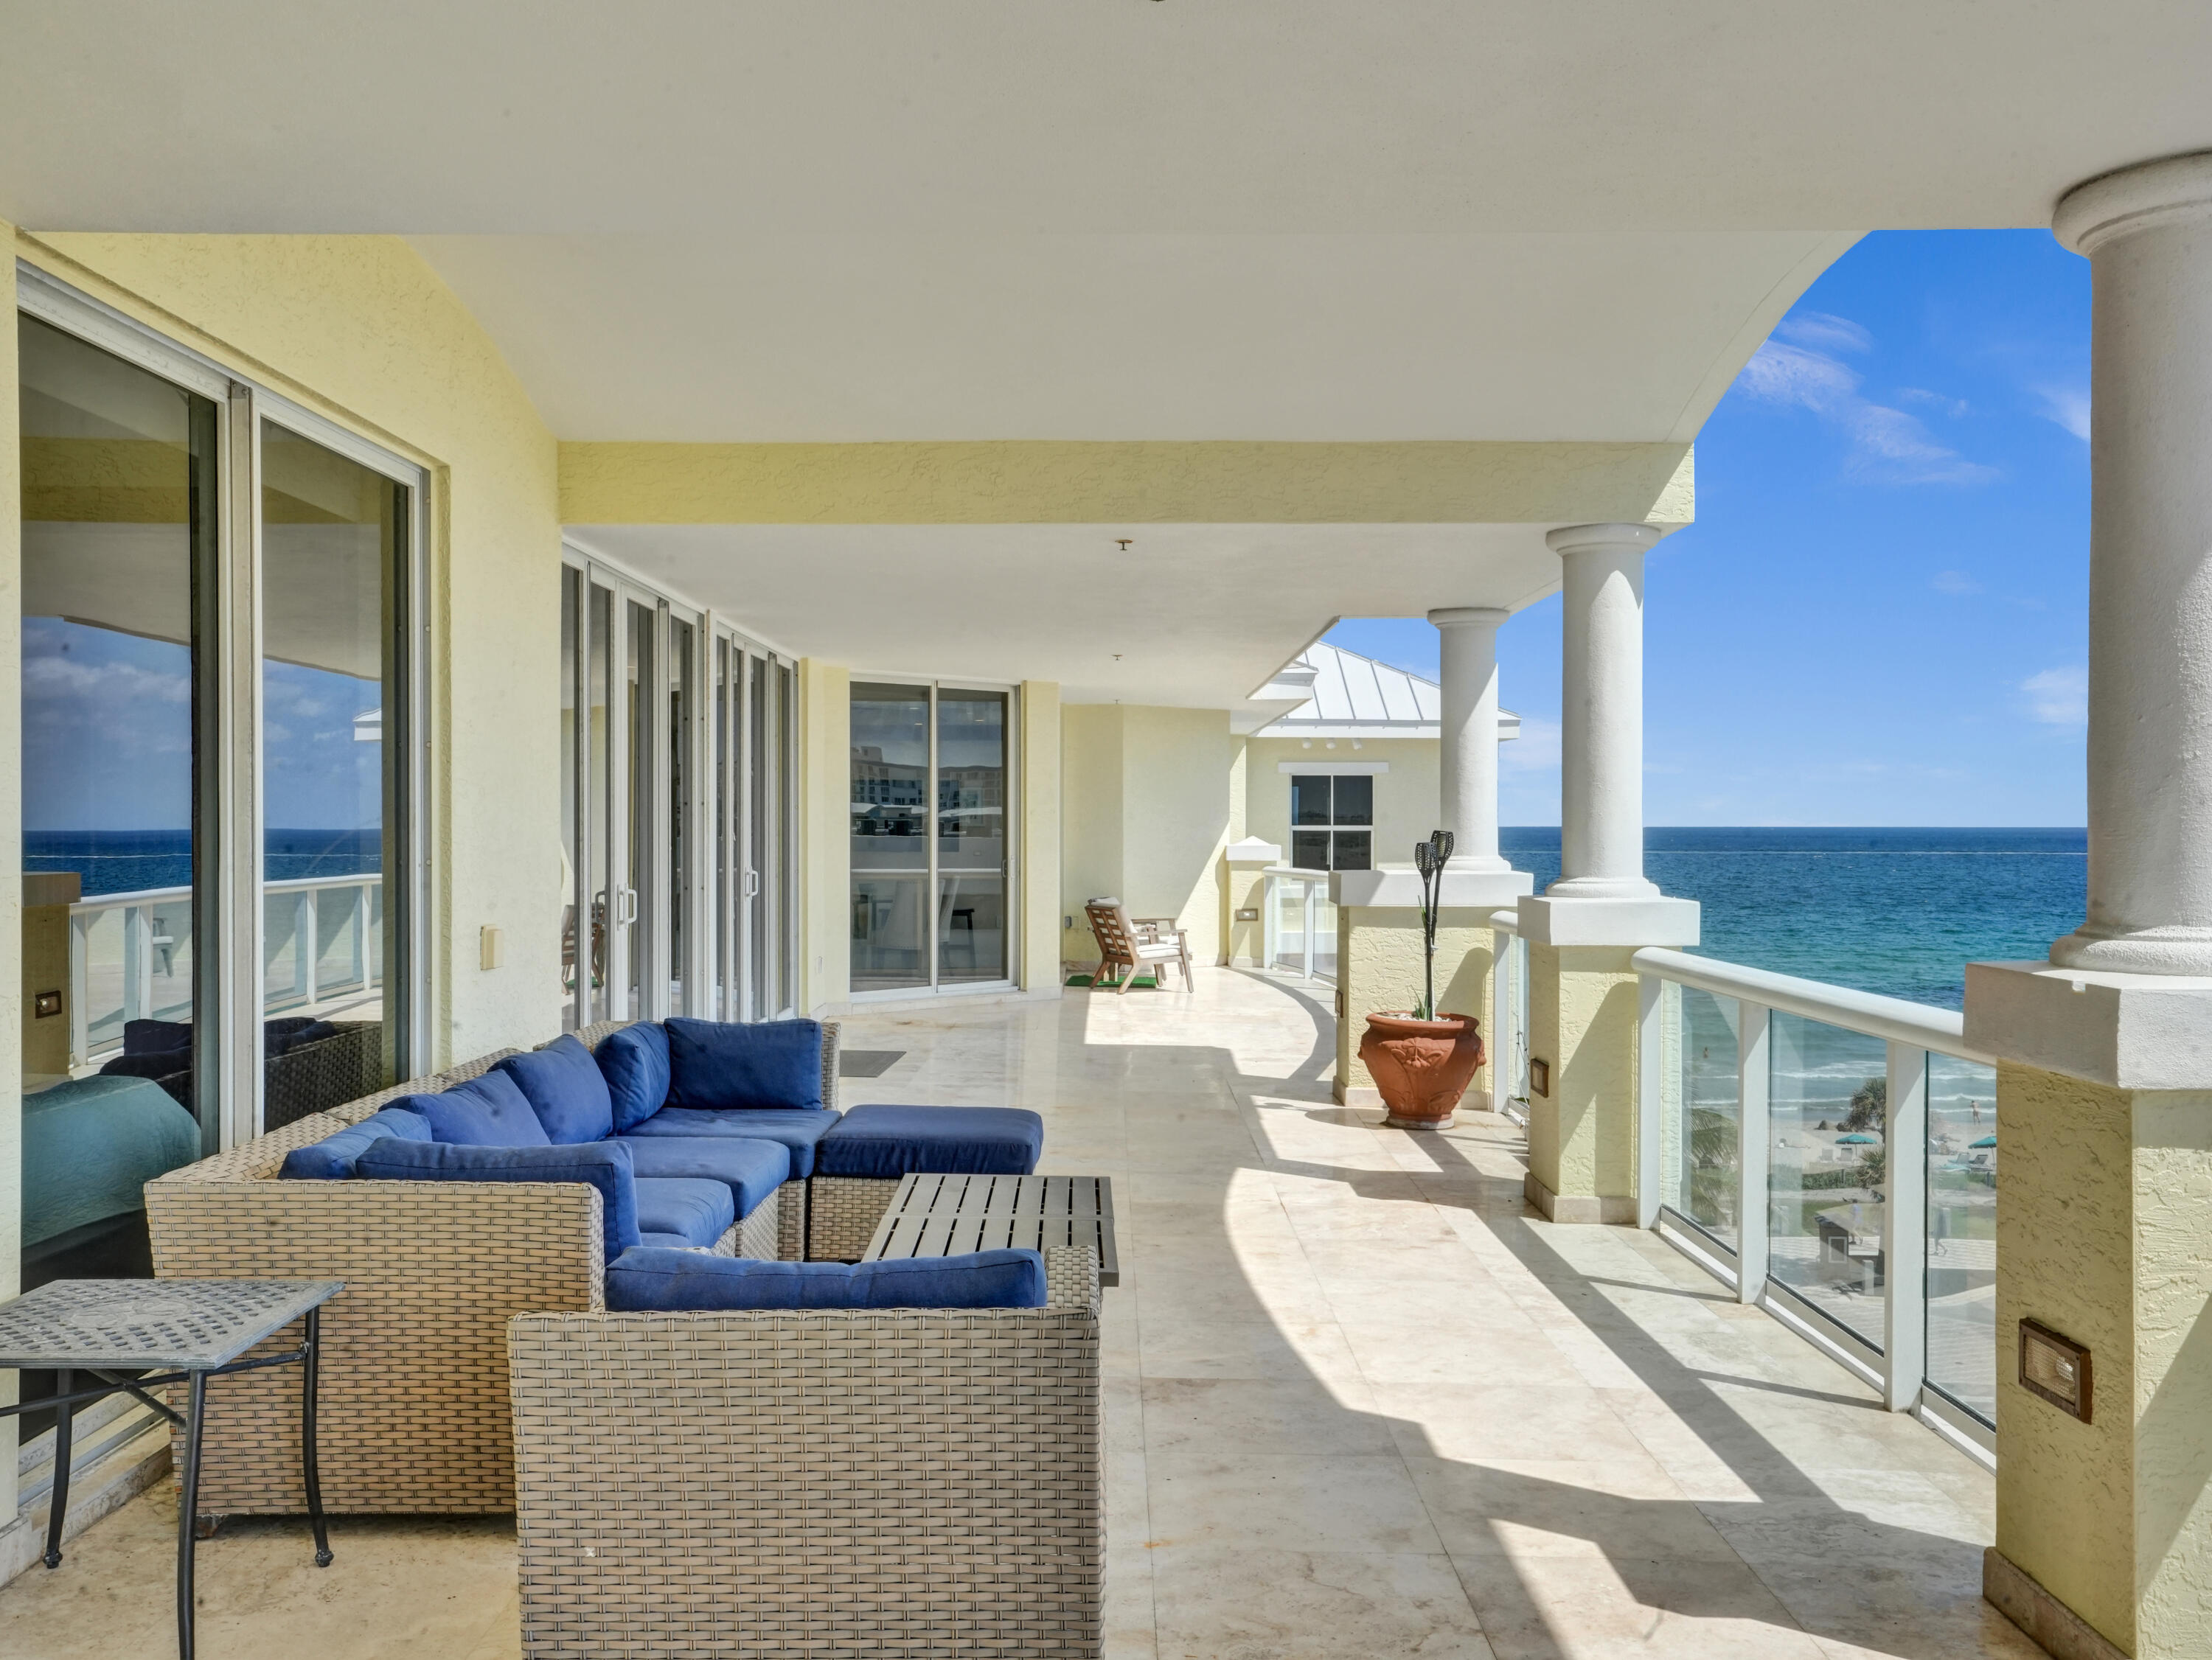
<box><xmin>353</xmin><ymin>1138</ymin><xmax>640</xmax><ymax>1262</ymax></box>
<box><xmin>403</xmin><ymin>1070</ymin><xmax>552</xmax><ymax>1148</ymax></box>
<box><xmin>664</xmin><ymin>1017</ymin><xmax>824</xmax><ymax>1112</ymax></box>
<box><xmin>597</xmin><ymin>1022</ymin><xmax>671</xmax><ymax>1133</ymax></box>
<box><xmin>498</xmin><ymin>1034</ymin><xmax>615</xmax><ymax>1144</ymax></box>
<box><xmin>605</xmin><ymin>1246</ymin><xmax>1047</xmax><ymax>1312</ymax></box>
<box><xmin>278</xmin><ymin>1106</ymin><xmax>432</xmax><ymax>1181</ymax></box>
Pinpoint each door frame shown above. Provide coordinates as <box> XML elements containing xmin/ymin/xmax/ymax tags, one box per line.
<box><xmin>846</xmin><ymin>675</ymin><xmax>1021</xmax><ymax>1002</ymax></box>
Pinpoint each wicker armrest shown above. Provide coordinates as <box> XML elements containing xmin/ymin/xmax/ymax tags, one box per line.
<box><xmin>145</xmin><ymin>1176</ymin><xmax>605</xmax><ymax>1515</ymax></box>
<box><xmin>507</xmin><ymin>1260</ymin><xmax>1102</xmax><ymax>1658</ymax></box>
<box><xmin>1043</xmin><ymin>1244</ymin><xmax>1102</xmax><ymax>1314</ymax></box>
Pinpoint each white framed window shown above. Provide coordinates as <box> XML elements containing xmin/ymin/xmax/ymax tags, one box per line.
<box><xmin>1290</xmin><ymin>773</ymin><xmax>1373</xmax><ymax>871</ymax></box>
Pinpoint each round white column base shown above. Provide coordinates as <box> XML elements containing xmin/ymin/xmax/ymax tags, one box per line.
<box><xmin>2050</xmin><ymin>924</ymin><xmax>2212</xmax><ymax>978</ymax></box>
<box><xmin>1545</xmin><ymin>874</ymin><xmax>1660</xmax><ymax>900</ymax></box>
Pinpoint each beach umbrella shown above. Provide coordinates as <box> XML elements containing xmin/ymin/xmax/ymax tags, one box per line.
<box><xmin>1969</xmin><ymin>1135</ymin><xmax>1995</xmax><ymax>1148</ymax></box>
<box><xmin>1836</xmin><ymin>1133</ymin><xmax>1879</xmax><ymax>1145</ymax></box>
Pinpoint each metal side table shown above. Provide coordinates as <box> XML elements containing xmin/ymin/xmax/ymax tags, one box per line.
<box><xmin>0</xmin><ymin>1277</ymin><xmax>344</xmax><ymax>1659</ymax></box>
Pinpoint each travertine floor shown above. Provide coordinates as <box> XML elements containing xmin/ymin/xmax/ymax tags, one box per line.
<box><xmin>0</xmin><ymin>967</ymin><xmax>2043</xmax><ymax>1659</ymax></box>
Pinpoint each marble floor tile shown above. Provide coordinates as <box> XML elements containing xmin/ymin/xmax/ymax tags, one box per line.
<box><xmin>1150</xmin><ymin>1545</ymin><xmax>1495</xmax><ymax>1659</ymax></box>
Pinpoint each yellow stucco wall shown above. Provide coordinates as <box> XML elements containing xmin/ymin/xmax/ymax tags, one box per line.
<box><xmin>799</xmin><ymin>660</ymin><xmax>849</xmax><ymax>1014</ymax></box>
<box><xmin>1059</xmin><ymin>705</ymin><xmax>1125</xmax><ymax>971</ymax></box>
<box><xmin>1244</xmin><ymin>736</ymin><xmax>1441</xmax><ymax>873</ymax></box>
<box><xmin>559</xmin><ymin>439</ymin><xmax>1694</xmax><ymax>528</ymax></box>
<box><xmin>1058</xmin><ymin>704</ymin><xmax>1234</xmax><ymax>971</ymax></box>
<box><xmin>21</xmin><ymin>232</ymin><xmax>562</xmax><ymax>1066</ymax></box>
<box><xmin>1020</xmin><ymin>681</ymin><xmax>1062</xmax><ymax>993</ymax></box>
<box><xmin>1335</xmin><ymin>911</ymin><xmax>1498</xmax><ymax>1104</ymax></box>
<box><xmin>1526</xmin><ymin>943</ymin><xmax>1641</xmax><ymax>1214</ymax></box>
<box><xmin>1990</xmin><ymin>1061</ymin><xmax>2212</xmax><ymax>1659</ymax></box>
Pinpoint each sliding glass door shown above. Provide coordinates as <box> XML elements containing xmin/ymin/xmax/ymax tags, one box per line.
<box><xmin>850</xmin><ymin>680</ymin><xmax>1014</xmax><ymax>997</ymax></box>
<box><xmin>557</xmin><ymin>548</ymin><xmax>796</xmax><ymax>1029</ymax></box>
<box><xmin>259</xmin><ymin>419</ymin><xmax>412</xmax><ymax>1126</ymax></box>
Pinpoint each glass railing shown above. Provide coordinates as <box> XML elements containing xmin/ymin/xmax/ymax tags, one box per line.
<box><xmin>1485</xmin><ymin>916</ymin><xmax>1997</xmax><ymax>1459</ymax></box>
<box><xmin>66</xmin><ymin>875</ymin><xmax>383</xmax><ymax>1069</ymax></box>
<box><xmin>1262</xmin><ymin>867</ymin><xmax>1338</xmax><ymax>983</ymax></box>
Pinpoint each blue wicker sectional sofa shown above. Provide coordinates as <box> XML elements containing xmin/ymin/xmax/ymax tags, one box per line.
<box><xmin>144</xmin><ymin>1016</ymin><xmax>1046</xmax><ymax>1518</ymax></box>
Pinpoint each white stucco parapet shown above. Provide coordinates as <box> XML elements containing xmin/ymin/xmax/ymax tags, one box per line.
<box><xmin>1515</xmin><ymin>893</ymin><xmax>1700</xmax><ymax>948</ymax></box>
<box><xmin>1225</xmin><ymin>837</ymin><xmax>1282</xmax><ymax>865</ymax></box>
<box><xmin>1331</xmin><ymin>867</ymin><xmax>1532</xmax><ymax>910</ymax></box>
<box><xmin>1966</xmin><ymin>959</ymin><xmax>2212</xmax><ymax>1090</ymax></box>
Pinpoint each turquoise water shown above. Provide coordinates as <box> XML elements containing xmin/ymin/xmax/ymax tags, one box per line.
<box><xmin>1498</xmin><ymin>827</ymin><xmax>2086</xmax><ymax>1011</ymax></box>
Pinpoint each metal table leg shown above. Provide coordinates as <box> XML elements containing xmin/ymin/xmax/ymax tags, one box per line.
<box><xmin>302</xmin><ymin>1308</ymin><xmax>332</xmax><ymax>1567</ymax></box>
<box><xmin>43</xmin><ymin>1367</ymin><xmax>72</xmax><ymax>1569</ymax></box>
<box><xmin>176</xmin><ymin>1370</ymin><xmax>207</xmax><ymax>1660</ymax></box>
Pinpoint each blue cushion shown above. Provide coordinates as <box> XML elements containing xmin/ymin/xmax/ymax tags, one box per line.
<box><xmin>622</xmin><ymin>1107</ymin><xmax>841</xmax><ymax>1177</ymax></box>
<box><xmin>634</xmin><ymin>1176</ymin><xmax>737</xmax><ymax>1249</ymax></box>
<box><xmin>817</xmin><ymin>1105</ymin><xmax>1044</xmax><ymax>1179</ymax></box>
<box><xmin>597</xmin><ymin>1022</ymin><xmax>671</xmax><ymax>1134</ymax></box>
<box><xmin>498</xmin><ymin>1034</ymin><xmax>615</xmax><ymax>1144</ymax></box>
<box><xmin>278</xmin><ymin>1107</ymin><xmax>433</xmax><ymax>1181</ymax></box>
<box><xmin>622</xmin><ymin>1137</ymin><xmax>789</xmax><ymax>1218</ymax></box>
<box><xmin>664</xmin><ymin>1017</ymin><xmax>824</xmax><ymax>1113</ymax></box>
<box><xmin>403</xmin><ymin>1069</ymin><xmax>552</xmax><ymax>1148</ymax></box>
<box><xmin>605</xmin><ymin>1247</ymin><xmax>1048</xmax><ymax>1311</ymax></box>
<box><xmin>352</xmin><ymin>1138</ymin><xmax>639</xmax><ymax>1262</ymax></box>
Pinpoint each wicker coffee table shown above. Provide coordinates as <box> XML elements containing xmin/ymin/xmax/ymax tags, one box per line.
<box><xmin>862</xmin><ymin>1173</ymin><xmax>1118</xmax><ymax>1285</ymax></box>
<box><xmin>0</xmin><ymin>1277</ymin><xmax>343</xmax><ymax>1660</ymax></box>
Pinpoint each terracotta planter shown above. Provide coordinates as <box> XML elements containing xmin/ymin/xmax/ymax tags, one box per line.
<box><xmin>1359</xmin><ymin>1011</ymin><xmax>1485</xmax><ymax>1129</ymax></box>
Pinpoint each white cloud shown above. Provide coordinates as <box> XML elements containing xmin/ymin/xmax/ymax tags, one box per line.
<box><xmin>2035</xmin><ymin>385</ymin><xmax>2091</xmax><ymax>442</ymax></box>
<box><xmin>1932</xmin><ymin>570</ymin><xmax>1982</xmax><ymax>595</ymax></box>
<box><xmin>1899</xmin><ymin>386</ymin><xmax>1969</xmax><ymax>418</ymax></box>
<box><xmin>1775</xmin><ymin>312</ymin><xmax>1872</xmax><ymax>355</ymax></box>
<box><xmin>2022</xmin><ymin>666</ymin><xmax>2088</xmax><ymax>728</ymax></box>
<box><xmin>1739</xmin><ymin>325</ymin><xmax>1997</xmax><ymax>487</ymax></box>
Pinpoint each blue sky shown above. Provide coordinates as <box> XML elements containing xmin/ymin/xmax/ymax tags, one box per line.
<box><xmin>24</xmin><ymin>616</ymin><xmax>380</xmax><ymax>832</ymax></box>
<box><xmin>1326</xmin><ymin>230</ymin><xmax>2093</xmax><ymax>829</ymax></box>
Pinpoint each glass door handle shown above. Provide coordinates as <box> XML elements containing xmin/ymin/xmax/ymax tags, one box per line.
<box><xmin>618</xmin><ymin>887</ymin><xmax>639</xmax><ymax>925</ymax></box>
<box><xmin>743</xmin><ymin>870</ymin><xmax>761</xmax><ymax>899</ymax></box>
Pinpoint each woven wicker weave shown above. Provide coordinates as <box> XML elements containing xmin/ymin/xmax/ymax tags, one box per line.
<box><xmin>508</xmin><ymin>1245</ymin><xmax>1102</xmax><ymax>1659</ymax></box>
<box><xmin>147</xmin><ymin>1177</ymin><xmax>604</xmax><ymax>1515</ymax></box>
<box><xmin>807</xmin><ymin>1174</ymin><xmax>905</xmax><ymax>1260</ymax></box>
<box><xmin>146</xmin><ymin>1023</ymin><xmax>842</xmax><ymax>1515</ymax></box>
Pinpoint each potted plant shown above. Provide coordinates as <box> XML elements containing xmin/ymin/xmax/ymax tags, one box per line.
<box><xmin>1357</xmin><ymin>830</ymin><xmax>1486</xmax><ymax>1129</ymax></box>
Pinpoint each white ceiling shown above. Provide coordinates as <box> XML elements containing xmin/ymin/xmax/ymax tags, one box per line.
<box><xmin>410</xmin><ymin>231</ymin><xmax>1834</xmax><ymax>443</ymax></box>
<box><xmin>570</xmin><ymin>520</ymin><xmax>1565</xmax><ymax>717</ymax></box>
<box><xmin>4</xmin><ymin>2</ymin><xmax>2207</xmax><ymax>236</ymax></box>
<box><xmin>12</xmin><ymin>3</ymin><xmax>2208</xmax><ymax>705</ymax></box>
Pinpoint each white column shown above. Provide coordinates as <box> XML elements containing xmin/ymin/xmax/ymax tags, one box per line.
<box><xmin>1427</xmin><ymin>606</ymin><xmax>1512</xmax><ymax>873</ymax></box>
<box><xmin>1547</xmin><ymin>523</ymin><xmax>1660</xmax><ymax>899</ymax></box>
<box><xmin>2051</xmin><ymin>153</ymin><xmax>2212</xmax><ymax>975</ymax></box>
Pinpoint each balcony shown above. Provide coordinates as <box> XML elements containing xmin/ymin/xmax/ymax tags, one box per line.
<box><xmin>0</xmin><ymin>963</ymin><xmax>2030</xmax><ymax>1658</ymax></box>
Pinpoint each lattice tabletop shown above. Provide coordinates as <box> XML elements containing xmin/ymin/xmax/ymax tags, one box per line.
<box><xmin>0</xmin><ymin>1278</ymin><xmax>343</xmax><ymax>1370</ymax></box>
<box><xmin>863</xmin><ymin>1173</ymin><xmax>1118</xmax><ymax>1285</ymax></box>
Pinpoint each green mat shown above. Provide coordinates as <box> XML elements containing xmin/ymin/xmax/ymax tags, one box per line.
<box><xmin>1066</xmin><ymin>971</ymin><xmax>1161</xmax><ymax>989</ymax></box>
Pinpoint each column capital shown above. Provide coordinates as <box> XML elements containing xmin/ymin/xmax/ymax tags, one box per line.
<box><xmin>2055</xmin><ymin>150</ymin><xmax>2212</xmax><ymax>256</ymax></box>
<box><xmin>1545</xmin><ymin>522</ymin><xmax>1662</xmax><ymax>559</ymax></box>
<box><xmin>1426</xmin><ymin>605</ymin><xmax>1510</xmax><ymax>630</ymax></box>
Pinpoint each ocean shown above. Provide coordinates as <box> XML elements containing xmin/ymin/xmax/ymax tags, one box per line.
<box><xmin>1498</xmin><ymin>826</ymin><xmax>2087</xmax><ymax>1011</ymax></box>
<box><xmin>27</xmin><ymin>828</ymin><xmax>383</xmax><ymax>898</ymax></box>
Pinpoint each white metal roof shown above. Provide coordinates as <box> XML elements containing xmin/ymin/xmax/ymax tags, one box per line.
<box><xmin>1253</xmin><ymin>641</ymin><xmax>1517</xmax><ymax>742</ymax></box>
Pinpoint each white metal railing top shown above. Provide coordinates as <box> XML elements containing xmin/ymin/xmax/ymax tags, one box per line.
<box><xmin>1631</xmin><ymin>944</ymin><xmax>1989</xmax><ymax>1064</ymax></box>
<box><xmin>1489</xmin><ymin>908</ymin><xmax>1520</xmax><ymax>934</ymax></box>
